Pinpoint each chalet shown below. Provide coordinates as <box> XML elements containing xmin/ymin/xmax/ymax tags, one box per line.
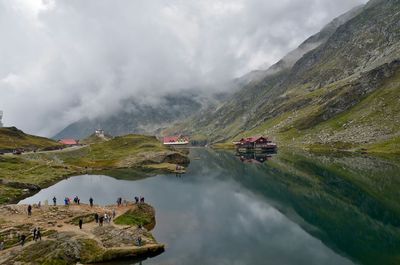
<box><xmin>235</xmin><ymin>136</ymin><xmax>277</xmax><ymax>152</ymax></box>
<box><xmin>59</xmin><ymin>139</ymin><xmax>79</xmax><ymax>146</ymax></box>
<box><xmin>163</xmin><ymin>135</ymin><xmax>190</xmax><ymax>145</ymax></box>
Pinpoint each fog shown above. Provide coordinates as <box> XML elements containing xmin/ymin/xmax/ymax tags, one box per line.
<box><xmin>0</xmin><ymin>0</ymin><xmax>367</xmax><ymax>136</ymax></box>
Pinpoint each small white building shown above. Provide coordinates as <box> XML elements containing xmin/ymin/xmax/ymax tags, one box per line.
<box><xmin>95</xmin><ymin>129</ymin><xmax>105</xmax><ymax>137</ymax></box>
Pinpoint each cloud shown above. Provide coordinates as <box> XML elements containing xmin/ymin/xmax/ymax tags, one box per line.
<box><xmin>0</xmin><ymin>0</ymin><xmax>367</xmax><ymax>136</ymax></box>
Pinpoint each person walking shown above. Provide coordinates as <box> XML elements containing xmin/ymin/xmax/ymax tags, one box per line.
<box><xmin>89</xmin><ymin>197</ymin><xmax>94</xmax><ymax>207</ymax></box>
<box><xmin>53</xmin><ymin>196</ymin><xmax>57</xmax><ymax>206</ymax></box>
<box><xmin>79</xmin><ymin>219</ymin><xmax>83</xmax><ymax>229</ymax></box>
<box><xmin>99</xmin><ymin>216</ymin><xmax>104</xmax><ymax>226</ymax></box>
<box><xmin>27</xmin><ymin>205</ymin><xmax>32</xmax><ymax>216</ymax></box>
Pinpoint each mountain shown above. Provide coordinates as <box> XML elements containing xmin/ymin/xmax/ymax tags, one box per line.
<box><xmin>53</xmin><ymin>92</ymin><xmax>229</xmax><ymax>140</ymax></box>
<box><xmin>166</xmin><ymin>0</ymin><xmax>400</xmax><ymax>153</ymax></box>
<box><xmin>0</xmin><ymin>127</ymin><xmax>61</xmax><ymax>152</ymax></box>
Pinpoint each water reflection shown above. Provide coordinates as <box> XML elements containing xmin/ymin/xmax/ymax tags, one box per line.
<box><xmin>20</xmin><ymin>148</ymin><xmax>400</xmax><ymax>265</ymax></box>
<box><xmin>236</xmin><ymin>151</ymin><xmax>274</xmax><ymax>164</ymax></box>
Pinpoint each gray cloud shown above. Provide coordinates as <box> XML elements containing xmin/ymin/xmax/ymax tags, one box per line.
<box><xmin>0</xmin><ymin>0</ymin><xmax>367</xmax><ymax>136</ymax></box>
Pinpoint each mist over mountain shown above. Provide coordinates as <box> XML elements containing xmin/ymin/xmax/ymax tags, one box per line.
<box><xmin>166</xmin><ymin>0</ymin><xmax>400</xmax><ymax>151</ymax></box>
<box><xmin>0</xmin><ymin>0</ymin><xmax>366</xmax><ymax>137</ymax></box>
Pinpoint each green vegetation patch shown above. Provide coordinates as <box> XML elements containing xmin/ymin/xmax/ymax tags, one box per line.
<box><xmin>114</xmin><ymin>204</ymin><xmax>155</xmax><ymax>227</ymax></box>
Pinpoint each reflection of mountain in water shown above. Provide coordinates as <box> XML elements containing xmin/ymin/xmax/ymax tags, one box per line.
<box><xmin>196</xmin><ymin>149</ymin><xmax>400</xmax><ymax>265</ymax></box>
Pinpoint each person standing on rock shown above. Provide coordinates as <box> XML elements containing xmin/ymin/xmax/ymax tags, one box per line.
<box><xmin>79</xmin><ymin>219</ymin><xmax>83</xmax><ymax>229</ymax></box>
<box><xmin>32</xmin><ymin>227</ymin><xmax>37</xmax><ymax>241</ymax></box>
<box><xmin>94</xmin><ymin>213</ymin><xmax>99</xmax><ymax>223</ymax></box>
<box><xmin>134</xmin><ymin>196</ymin><xmax>139</xmax><ymax>204</ymax></box>
<box><xmin>20</xmin><ymin>234</ymin><xmax>26</xmax><ymax>246</ymax></box>
<box><xmin>53</xmin><ymin>196</ymin><xmax>57</xmax><ymax>206</ymax></box>
<box><xmin>27</xmin><ymin>205</ymin><xmax>32</xmax><ymax>216</ymax></box>
<box><xmin>99</xmin><ymin>216</ymin><xmax>104</xmax><ymax>226</ymax></box>
<box><xmin>35</xmin><ymin>228</ymin><xmax>41</xmax><ymax>241</ymax></box>
<box><xmin>89</xmin><ymin>197</ymin><xmax>94</xmax><ymax>207</ymax></box>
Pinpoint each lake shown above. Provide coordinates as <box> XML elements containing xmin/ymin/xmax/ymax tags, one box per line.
<box><xmin>19</xmin><ymin>148</ymin><xmax>400</xmax><ymax>265</ymax></box>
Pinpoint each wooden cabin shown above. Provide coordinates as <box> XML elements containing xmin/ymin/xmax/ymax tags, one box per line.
<box><xmin>235</xmin><ymin>136</ymin><xmax>277</xmax><ymax>152</ymax></box>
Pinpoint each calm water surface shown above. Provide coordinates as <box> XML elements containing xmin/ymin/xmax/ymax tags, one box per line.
<box><xmin>20</xmin><ymin>148</ymin><xmax>400</xmax><ymax>265</ymax></box>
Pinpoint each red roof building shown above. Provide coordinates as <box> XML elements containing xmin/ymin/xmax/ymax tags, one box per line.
<box><xmin>59</xmin><ymin>139</ymin><xmax>79</xmax><ymax>146</ymax></box>
<box><xmin>163</xmin><ymin>135</ymin><xmax>189</xmax><ymax>145</ymax></box>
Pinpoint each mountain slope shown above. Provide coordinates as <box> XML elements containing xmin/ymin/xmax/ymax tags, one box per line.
<box><xmin>167</xmin><ymin>0</ymin><xmax>400</xmax><ymax>152</ymax></box>
<box><xmin>0</xmin><ymin>127</ymin><xmax>61</xmax><ymax>152</ymax></box>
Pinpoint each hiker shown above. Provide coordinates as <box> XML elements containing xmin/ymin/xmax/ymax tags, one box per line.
<box><xmin>37</xmin><ymin>201</ymin><xmax>41</xmax><ymax>208</ymax></box>
<box><xmin>27</xmin><ymin>205</ymin><xmax>32</xmax><ymax>216</ymax></box>
<box><xmin>104</xmin><ymin>213</ymin><xmax>109</xmax><ymax>224</ymax></box>
<box><xmin>79</xmin><ymin>219</ymin><xmax>83</xmax><ymax>229</ymax></box>
<box><xmin>140</xmin><ymin>197</ymin><xmax>144</xmax><ymax>203</ymax></box>
<box><xmin>117</xmin><ymin>197</ymin><xmax>122</xmax><ymax>206</ymax></box>
<box><xmin>36</xmin><ymin>228</ymin><xmax>41</xmax><ymax>241</ymax></box>
<box><xmin>94</xmin><ymin>213</ymin><xmax>99</xmax><ymax>223</ymax></box>
<box><xmin>134</xmin><ymin>196</ymin><xmax>139</xmax><ymax>204</ymax></box>
<box><xmin>89</xmin><ymin>197</ymin><xmax>94</xmax><ymax>207</ymax></box>
<box><xmin>20</xmin><ymin>234</ymin><xmax>26</xmax><ymax>246</ymax></box>
<box><xmin>53</xmin><ymin>196</ymin><xmax>57</xmax><ymax>206</ymax></box>
<box><xmin>112</xmin><ymin>209</ymin><xmax>116</xmax><ymax>219</ymax></box>
<box><xmin>137</xmin><ymin>236</ymin><xmax>142</xmax><ymax>246</ymax></box>
<box><xmin>33</xmin><ymin>227</ymin><xmax>37</xmax><ymax>240</ymax></box>
<box><xmin>64</xmin><ymin>197</ymin><xmax>69</xmax><ymax>206</ymax></box>
<box><xmin>0</xmin><ymin>241</ymin><xmax>4</xmax><ymax>251</ymax></box>
<box><xmin>99</xmin><ymin>216</ymin><xmax>104</xmax><ymax>226</ymax></box>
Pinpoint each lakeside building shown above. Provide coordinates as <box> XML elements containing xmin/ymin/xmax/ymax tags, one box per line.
<box><xmin>163</xmin><ymin>135</ymin><xmax>190</xmax><ymax>145</ymax></box>
<box><xmin>59</xmin><ymin>139</ymin><xmax>79</xmax><ymax>146</ymax></box>
<box><xmin>234</xmin><ymin>136</ymin><xmax>277</xmax><ymax>152</ymax></box>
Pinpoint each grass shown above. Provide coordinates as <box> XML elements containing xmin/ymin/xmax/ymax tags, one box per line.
<box><xmin>0</xmin><ymin>134</ymin><xmax>187</xmax><ymax>204</ymax></box>
<box><xmin>114</xmin><ymin>204</ymin><xmax>154</xmax><ymax>227</ymax></box>
<box><xmin>0</xmin><ymin>127</ymin><xmax>61</xmax><ymax>151</ymax></box>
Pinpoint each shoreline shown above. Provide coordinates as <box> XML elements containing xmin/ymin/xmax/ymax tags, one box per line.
<box><xmin>0</xmin><ymin>202</ymin><xmax>164</xmax><ymax>264</ymax></box>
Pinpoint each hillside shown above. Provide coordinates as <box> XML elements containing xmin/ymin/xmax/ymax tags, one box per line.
<box><xmin>166</xmin><ymin>0</ymin><xmax>400</xmax><ymax>153</ymax></box>
<box><xmin>0</xmin><ymin>134</ymin><xmax>189</xmax><ymax>204</ymax></box>
<box><xmin>0</xmin><ymin>127</ymin><xmax>62</xmax><ymax>152</ymax></box>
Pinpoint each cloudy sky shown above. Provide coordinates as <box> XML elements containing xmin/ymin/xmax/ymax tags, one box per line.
<box><xmin>0</xmin><ymin>0</ymin><xmax>367</xmax><ymax>136</ymax></box>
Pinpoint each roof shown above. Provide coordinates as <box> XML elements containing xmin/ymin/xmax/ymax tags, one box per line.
<box><xmin>163</xmin><ymin>135</ymin><xmax>189</xmax><ymax>143</ymax></box>
<box><xmin>239</xmin><ymin>136</ymin><xmax>268</xmax><ymax>143</ymax></box>
<box><xmin>59</xmin><ymin>139</ymin><xmax>78</xmax><ymax>145</ymax></box>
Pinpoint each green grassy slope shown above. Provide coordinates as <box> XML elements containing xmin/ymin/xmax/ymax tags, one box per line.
<box><xmin>0</xmin><ymin>127</ymin><xmax>62</xmax><ymax>151</ymax></box>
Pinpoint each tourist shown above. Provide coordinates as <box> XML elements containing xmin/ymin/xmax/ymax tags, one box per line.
<box><xmin>20</xmin><ymin>234</ymin><xmax>26</xmax><ymax>246</ymax></box>
<box><xmin>134</xmin><ymin>196</ymin><xmax>139</xmax><ymax>204</ymax></box>
<box><xmin>140</xmin><ymin>197</ymin><xmax>144</xmax><ymax>204</ymax></box>
<box><xmin>94</xmin><ymin>213</ymin><xmax>99</xmax><ymax>223</ymax></box>
<box><xmin>104</xmin><ymin>213</ymin><xmax>109</xmax><ymax>224</ymax></box>
<box><xmin>112</xmin><ymin>209</ymin><xmax>116</xmax><ymax>219</ymax></box>
<box><xmin>0</xmin><ymin>241</ymin><xmax>4</xmax><ymax>251</ymax></box>
<box><xmin>37</xmin><ymin>201</ymin><xmax>41</xmax><ymax>208</ymax></box>
<box><xmin>137</xmin><ymin>236</ymin><xmax>142</xmax><ymax>246</ymax></box>
<box><xmin>32</xmin><ymin>227</ymin><xmax>37</xmax><ymax>240</ymax></box>
<box><xmin>64</xmin><ymin>197</ymin><xmax>69</xmax><ymax>206</ymax></box>
<box><xmin>99</xmin><ymin>216</ymin><xmax>104</xmax><ymax>226</ymax></box>
<box><xmin>27</xmin><ymin>205</ymin><xmax>32</xmax><ymax>216</ymax></box>
<box><xmin>89</xmin><ymin>197</ymin><xmax>94</xmax><ymax>207</ymax></box>
<box><xmin>36</xmin><ymin>228</ymin><xmax>41</xmax><ymax>241</ymax></box>
<box><xmin>53</xmin><ymin>196</ymin><xmax>57</xmax><ymax>206</ymax></box>
<box><xmin>79</xmin><ymin>219</ymin><xmax>83</xmax><ymax>229</ymax></box>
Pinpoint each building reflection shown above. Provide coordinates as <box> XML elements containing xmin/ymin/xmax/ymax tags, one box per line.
<box><xmin>236</xmin><ymin>151</ymin><xmax>274</xmax><ymax>164</ymax></box>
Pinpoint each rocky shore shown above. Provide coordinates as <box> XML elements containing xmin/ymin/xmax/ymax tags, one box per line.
<box><xmin>0</xmin><ymin>202</ymin><xmax>164</xmax><ymax>264</ymax></box>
